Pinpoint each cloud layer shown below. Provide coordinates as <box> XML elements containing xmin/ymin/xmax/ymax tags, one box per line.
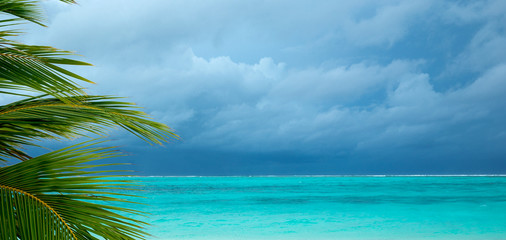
<box><xmin>17</xmin><ymin>0</ymin><xmax>506</xmax><ymax>174</ymax></box>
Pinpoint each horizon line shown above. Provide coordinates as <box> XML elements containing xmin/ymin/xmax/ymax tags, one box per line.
<box><xmin>125</xmin><ymin>174</ymin><xmax>506</xmax><ymax>177</ymax></box>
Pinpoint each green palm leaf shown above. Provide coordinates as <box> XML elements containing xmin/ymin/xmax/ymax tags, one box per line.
<box><xmin>1</xmin><ymin>0</ymin><xmax>91</xmax><ymax>101</ymax></box>
<box><xmin>0</xmin><ymin>185</ymin><xmax>76</xmax><ymax>240</ymax></box>
<box><xmin>0</xmin><ymin>140</ymin><xmax>150</xmax><ymax>240</ymax></box>
<box><xmin>0</xmin><ymin>94</ymin><xmax>178</xmax><ymax>162</ymax></box>
<box><xmin>0</xmin><ymin>0</ymin><xmax>76</xmax><ymax>26</ymax></box>
<box><xmin>1</xmin><ymin>1</ymin><xmax>175</xmax><ymax>239</ymax></box>
<box><xmin>0</xmin><ymin>42</ymin><xmax>93</xmax><ymax>100</ymax></box>
<box><xmin>0</xmin><ymin>0</ymin><xmax>44</xmax><ymax>26</ymax></box>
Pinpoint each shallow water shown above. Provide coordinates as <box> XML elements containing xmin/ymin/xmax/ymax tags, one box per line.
<box><xmin>118</xmin><ymin>176</ymin><xmax>506</xmax><ymax>239</ymax></box>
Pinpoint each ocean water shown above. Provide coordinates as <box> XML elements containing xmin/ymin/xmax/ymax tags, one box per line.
<box><xmin>120</xmin><ymin>176</ymin><xmax>506</xmax><ymax>240</ymax></box>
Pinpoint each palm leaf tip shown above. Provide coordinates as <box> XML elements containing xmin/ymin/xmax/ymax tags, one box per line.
<box><xmin>0</xmin><ymin>0</ymin><xmax>45</xmax><ymax>26</ymax></box>
<box><xmin>0</xmin><ymin>45</ymin><xmax>94</xmax><ymax>100</ymax></box>
<box><xmin>0</xmin><ymin>94</ymin><xmax>179</xmax><ymax>161</ymax></box>
<box><xmin>0</xmin><ymin>0</ymin><xmax>78</xmax><ymax>26</ymax></box>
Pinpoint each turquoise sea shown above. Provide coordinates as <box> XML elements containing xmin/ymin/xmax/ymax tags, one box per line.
<box><xmin>123</xmin><ymin>176</ymin><xmax>506</xmax><ymax>240</ymax></box>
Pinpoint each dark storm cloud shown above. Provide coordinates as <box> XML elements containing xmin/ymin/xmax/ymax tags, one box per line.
<box><xmin>16</xmin><ymin>0</ymin><xmax>506</xmax><ymax>174</ymax></box>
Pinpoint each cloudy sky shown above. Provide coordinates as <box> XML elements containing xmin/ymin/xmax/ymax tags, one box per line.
<box><xmin>18</xmin><ymin>0</ymin><xmax>506</xmax><ymax>175</ymax></box>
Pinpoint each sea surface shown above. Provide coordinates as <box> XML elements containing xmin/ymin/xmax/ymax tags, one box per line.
<box><xmin>119</xmin><ymin>176</ymin><xmax>506</xmax><ymax>240</ymax></box>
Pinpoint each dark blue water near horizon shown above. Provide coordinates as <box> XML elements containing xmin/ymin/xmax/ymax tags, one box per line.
<box><xmin>117</xmin><ymin>176</ymin><xmax>506</xmax><ymax>239</ymax></box>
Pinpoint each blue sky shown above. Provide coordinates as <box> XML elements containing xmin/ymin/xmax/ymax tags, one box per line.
<box><xmin>15</xmin><ymin>0</ymin><xmax>506</xmax><ymax>175</ymax></box>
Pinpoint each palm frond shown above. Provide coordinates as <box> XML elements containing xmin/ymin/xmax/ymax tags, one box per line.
<box><xmin>0</xmin><ymin>0</ymin><xmax>44</xmax><ymax>26</ymax></box>
<box><xmin>0</xmin><ymin>94</ymin><xmax>179</xmax><ymax>162</ymax></box>
<box><xmin>1</xmin><ymin>2</ymin><xmax>173</xmax><ymax>239</ymax></box>
<box><xmin>0</xmin><ymin>140</ymin><xmax>150</xmax><ymax>240</ymax></box>
<box><xmin>0</xmin><ymin>185</ymin><xmax>76</xmax><ymax>240</ymax></box>
<box><xmin>1</xmin><ymin>1</ymin><xmax>92</xmax><ymax>101</ymax></box>
<box><xmin>0</xmin><ymin>43</ymin><xmax>93</xmax><ymax>101</ymax></box>
<box><xmin>0</xmin><ymin>0</ymin><xmax>77</xmax><ymax>26</ymax></box>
